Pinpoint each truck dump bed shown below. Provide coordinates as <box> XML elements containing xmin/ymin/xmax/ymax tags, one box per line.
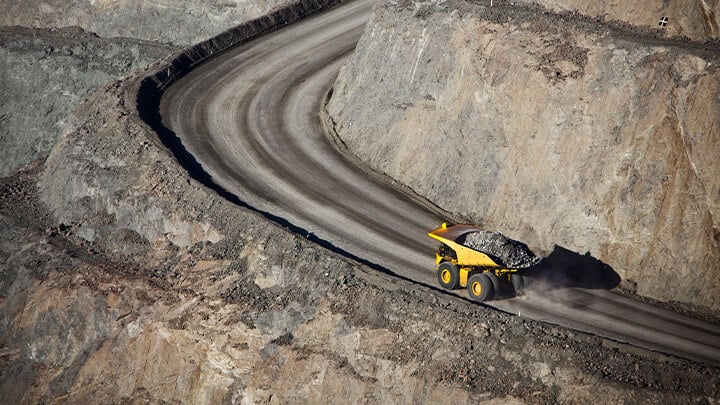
<box><xmin>428</xmin><ymin>224</ymin><xmax>505</xmax><ymax>268</ymax></box>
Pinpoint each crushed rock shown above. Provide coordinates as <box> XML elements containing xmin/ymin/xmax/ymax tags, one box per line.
<box><xmin>463</xmin><ymin>231</ymin><xmax>541</xmax><ymax>268</ymax></box>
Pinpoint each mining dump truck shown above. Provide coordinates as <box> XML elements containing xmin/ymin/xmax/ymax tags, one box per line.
<box><xmin>428</xmin><ymin>223</ymin><xmax>539</xmax><ymax>302</ymax></box>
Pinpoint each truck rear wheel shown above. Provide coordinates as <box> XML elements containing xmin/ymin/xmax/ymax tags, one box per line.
<box><xmin>437</xmin><ymin>262</ymin><xmax>460</xmax><ymax>289</ymax></box>
<box><xmin>511</xmin><ymin>273</ymin><xmax>525</xmax><ymax>296</ymax></box>
<box><xmin>467</xmin><ymin>273</ymin><xmax>493</xmax><ymax>302</ymax></box>
<box><xmin>485</xmin><ymin>272</ymin><xmax>501</xmax><ymax>296</ymax></box>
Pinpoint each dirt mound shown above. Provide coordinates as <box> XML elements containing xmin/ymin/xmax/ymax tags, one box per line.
<box><xmin>463</xmin><ymin>231</ymin><xmax>541</xmax><ymax>268</ymax></box>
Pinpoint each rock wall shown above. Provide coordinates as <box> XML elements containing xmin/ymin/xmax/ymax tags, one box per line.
<box><xmin>0</xmin><ymin>26</ymin><xmax>173</xmax><ymax>178</ymax></box>
<box><xmin>0</xmin><ymin>0</ymin><xmax>295</xmax><ymax>45</ymax></box>
<box><xmin>326</xmin><ymin>0</ymin><xmax>720</xmax><ymax>310</ymax></box>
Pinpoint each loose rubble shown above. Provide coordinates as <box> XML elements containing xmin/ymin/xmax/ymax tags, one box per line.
<box><xmin>463</xmin><ymin>231</ymin><xmax>541</xmax><ymax>268</ymax></box>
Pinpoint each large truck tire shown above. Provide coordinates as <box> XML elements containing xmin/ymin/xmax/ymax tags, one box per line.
<box><xmin>467</xmin><ymin>273</ymin><xmax>494</xmax><ymax>302</ymax></box>
<box><xmin>437</xmin><ymin>262</ymin><xmax>460</xmax><ymax>290</ymax></box>
<box><xmin>511</xmin><ymin>273</ymin><xmax>525</xmax><ymax>296</ymax></box>
<box><xmin>485</xmin><ymin>272</ymin><xmax>501</xmax><ymax>296</ymax></box>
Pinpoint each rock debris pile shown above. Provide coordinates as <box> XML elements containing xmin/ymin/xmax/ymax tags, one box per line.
<box><xmin>463</xmin><ymin>231</ymin><xmax>541</xmax><ymax>268</ymax></box>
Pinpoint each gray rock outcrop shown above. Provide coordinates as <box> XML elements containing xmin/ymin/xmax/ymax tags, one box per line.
<box><xmin>0</xmin><ymin>26</ymin><xmax>173</xmax><ymax>177</ymax></box>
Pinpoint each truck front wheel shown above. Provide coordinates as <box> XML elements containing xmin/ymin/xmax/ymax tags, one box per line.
<box><xmin>437</xmin><ymin>262</ymin><xmax>460</xmax><ymax>290</ymax></box>
<box><xmin>467</xmin><ymin>273</ymin><xmax>494</xmax><ymax>302</ymax></box>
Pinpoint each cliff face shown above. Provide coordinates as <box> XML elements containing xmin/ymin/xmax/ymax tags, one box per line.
<box><xmin>327</xmin><ymin>0</ymin><xmax>720</xmax><ymax>310</ymax></box>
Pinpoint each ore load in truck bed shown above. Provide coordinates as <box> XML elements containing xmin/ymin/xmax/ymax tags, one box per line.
<box><xmin>463</xmin><ymin>231</ymin><xmax>541</xmax><ymax>269</ymax></box>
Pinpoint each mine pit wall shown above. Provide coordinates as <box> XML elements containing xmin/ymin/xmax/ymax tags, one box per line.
<box><xmin>0</xmin><ymin>27</ymin><xmax>174</xmax><ymax>178</ymax></box>
<box><xmin>326</xmin><ymin>0</ymin><xmax>720</xmax><ymax>311</ymax></box>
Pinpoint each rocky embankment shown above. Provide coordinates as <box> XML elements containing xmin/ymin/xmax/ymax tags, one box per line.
<box><xmin>326</xmin><ymin>0</ymin><xmax>720</xmax><ymax>311</ymax></box>
<box><xmin>0</xmin><ymin>0</ymin><xmax>295</xmax><ymax>46</ymax></box>
<box><xmin>0</xmin><ymin>26</ymin><xmax>174</xmax><ymax>177</ymax></box>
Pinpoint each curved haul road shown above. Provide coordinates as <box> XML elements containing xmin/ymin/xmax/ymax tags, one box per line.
<box><xmin>160</xmin><ymin>0</ymin><xmax>720</xmax><ymax>367</ymax></box>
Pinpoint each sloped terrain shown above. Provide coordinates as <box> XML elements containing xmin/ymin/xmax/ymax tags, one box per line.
<box><xmin>327</xmin><ymin>0</ymin><xmax>720</xmax><ymax>311</ymax></box>
<box><xmin>0</xmin><ymin>0</ymin><xmax>295</xmax><ymax>45</ymax></box>
<box><xmin>0</xmin><ymin>26</ymin><xmax>173</xmax><ymax>177</ymax></box>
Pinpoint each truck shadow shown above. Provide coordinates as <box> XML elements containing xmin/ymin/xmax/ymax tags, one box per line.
<box><xmin>522</xmin><ymin>245</ymin><xmax>620</xmax><ymax>291</ymax></box>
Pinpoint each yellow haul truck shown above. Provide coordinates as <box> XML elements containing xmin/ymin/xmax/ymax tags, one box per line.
<box><xmin>428</xmin><ymin>223</ymin><xmax>525</xmax><ymax>302</ymax></box>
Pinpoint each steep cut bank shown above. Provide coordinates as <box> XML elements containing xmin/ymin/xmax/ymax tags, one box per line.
<box><xmin>0</xmin><ymin>0</ymin><xmax>295</xmax><ymax>45</ymax></box>
<box><xmin>326</xmin><ymin>0</ymin><xmax>720</xmax><ymax>311</ymax></box>
<box><xmin>0</xmin><ymin>26</ymin><xmax>173</xmax><ymax>177</ymax></box>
